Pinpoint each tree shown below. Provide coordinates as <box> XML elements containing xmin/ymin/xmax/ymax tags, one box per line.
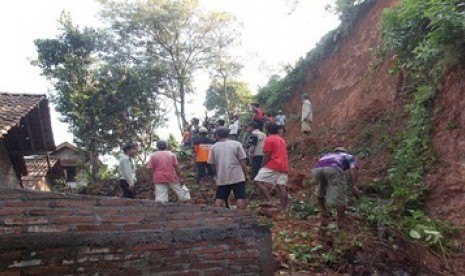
<box><xmin>204</xmin><ymin>80</ymin><xmax>252</xmax><ymax>118</ymax></box>
<box><xmin>254</xmin><ymin>74</ymin><xmax>287</xmax><ymax>112</ymax></box>
<box><xmin>33</xmin><ymin>14</ymin><xmax>166</xmax><ymax>181</ymax></box>
<box><xmin>206</xmin><ymin>12</ymin><xmax>242</xmax><ymax>123</ymax></box>
<box><xmin>99</xmin><ymin>0</ymin><xmax>239</xmax><ymax>134</ymax></box>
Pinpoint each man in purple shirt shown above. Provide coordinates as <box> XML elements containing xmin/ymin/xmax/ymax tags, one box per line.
<box><xmin>311</xmin><ymin>147</ymin><xmax>358</xmax><ymax>229</ymax></box>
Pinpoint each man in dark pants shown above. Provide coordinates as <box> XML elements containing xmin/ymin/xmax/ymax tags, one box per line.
<box><xmin>118</xmin><ymin>142</ymin><xmax>138</xmax><ymax>198</ymax></box>
<box><xmin>208</xmin><ymin>127</ymin><xmax>248</xmax><ymax>209</ymax></box>
<box><xmin>246</xmin><ymin>122</ymin><xmax>266</xmax><ymax>179</ymax></box>
<box><xmin>192</xmin><ymin>127</ymin><xmax>216</xmax><ymax>189</ymax></box>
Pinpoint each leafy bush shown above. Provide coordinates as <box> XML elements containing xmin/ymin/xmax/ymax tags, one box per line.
<box><xmin>366</xmin><ymin>0</ymin><xmax>465</xmax><ymax>251</ymax></box>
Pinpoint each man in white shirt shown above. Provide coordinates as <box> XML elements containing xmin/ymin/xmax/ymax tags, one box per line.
<box><xmin>275</xmin><ymin>110</ymin><xmax>286</xmax><ymax>135</ymax></box>
<box><xmin>228</xmin><ymin>115</ymin><xmax>240</xmax><ymax>140</ymax></box>
<box><xmin>301</xmin><ymin>94</ymin><xmax>313</xmax><ymax>135</ymax></box>
<box><xmin>118</xmin><ymin>142</ymin><xmax>138</xmax><ymax>198</ymax></box>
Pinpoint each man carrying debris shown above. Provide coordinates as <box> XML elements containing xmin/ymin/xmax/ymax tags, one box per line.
<box><xmin>311</xmin><ymin>147</ymin><xmax>358</xmax><ymax>229</ymax></box>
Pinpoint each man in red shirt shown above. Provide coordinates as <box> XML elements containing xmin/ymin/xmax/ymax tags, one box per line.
<box><xmin>254</xmin><ymin>122</ymin><xmax>289</xmax><ymax>211</ymax></box>
<box><xmin>250</xmin><ymin>103</ymin><xmax>264</xmax><ymax>131</ymax></box>
<box><xmin>147</xmin><ymin>140</ymin><xmax>190</xmax><ymax>203</ymax></box>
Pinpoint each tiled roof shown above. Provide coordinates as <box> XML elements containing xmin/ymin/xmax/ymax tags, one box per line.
<box><xmin>21</xmin><ymin>156</ymin><xmax>60</xmax><ymax>190</ymax></box>
<box><xmin>0</xmin><ymin>93</ymin><xmax>46</xmax><ymax>138</ymax></box>
<box><xmin>23</xmin><ymin>157</ymin><xmax>58</xmax><ymax>177</ymax></box>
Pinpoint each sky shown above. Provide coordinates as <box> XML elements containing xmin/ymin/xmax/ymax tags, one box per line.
<box><xmin>0</xmin><ymin>0</ymin><xmax>339</xmax><ymax>145</ymax></box>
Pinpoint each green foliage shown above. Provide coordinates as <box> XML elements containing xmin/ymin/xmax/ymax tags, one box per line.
<box><xmin>34</xmin><ymin>14</ymin><xmax>169</xmax><ymax>180</ymax></box>
<box><xmin>359</xmin><ymin>0</ymin><xmax>465</xmax><ymax>252</ymax></box>
<box><xmin>204</xmin><ymin>80</ymin><xmax>252</xmax><ymax>118</ymax></box>
<box><xmin>167</xmin><ymin>134</ymin><xmax>180</xmax><ymax>151</ymax></box>
<box><xmin>290</xmin><ymin>200</ymin><xmax>319</xmax><ymax>220</ymax></box>
<box><xmin>100</xmin><ymin>0</ymin><xmax>240</xmax><ymax>132</ymax></box>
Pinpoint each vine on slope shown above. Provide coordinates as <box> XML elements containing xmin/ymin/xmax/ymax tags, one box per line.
<box><xmin>369</xmin><ymin>0</ymin><xmax>465</xmax><ymax>250</ymax></box>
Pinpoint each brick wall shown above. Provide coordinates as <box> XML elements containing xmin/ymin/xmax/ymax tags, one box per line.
<box><xmin>0</xmin><ymin>140</ymin><xmax>20</xmax><ymax>188</ymax></box>
<box><xmin>0</xmin><ymin>188</ymin><xmax>273</xmax><ymax>275</ymax></box>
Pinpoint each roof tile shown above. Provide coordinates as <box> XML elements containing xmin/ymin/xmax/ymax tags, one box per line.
<box><xmin>0</xmin><ymin>93</ymin><xmax>46</xmax><ymax>138</ymax></box>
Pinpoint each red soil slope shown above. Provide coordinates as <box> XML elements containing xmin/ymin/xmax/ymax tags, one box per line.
<box><xmin>283</xmin><ymin>0</ymin><xmax>465</xmax><ymax>265</ymax></box>
<box><xmin>427</xmin><ymin>70</ymin><xmax>465</xmax><ymax>228</ymax></box>
<box><xmin>285</xmin><ymin>0</ymin><xmax>400</xmax><ymax>139</ymax></box>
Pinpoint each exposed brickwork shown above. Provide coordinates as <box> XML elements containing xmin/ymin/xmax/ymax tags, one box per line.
<box><xmin>0</xmin><ymin>188</ymin><xmax>273</xmax><ymax>275</ymax></box>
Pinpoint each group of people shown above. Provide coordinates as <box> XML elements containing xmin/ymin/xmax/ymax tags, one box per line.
<box><xmin>181</xmin><ymin>102</ymin><xmax>290</xmax><ymax>149</ymax></box>
<box><xmin>118</xmin><ymin>94</ymin><xmax>358</xmax><ymax>229</ymax></box>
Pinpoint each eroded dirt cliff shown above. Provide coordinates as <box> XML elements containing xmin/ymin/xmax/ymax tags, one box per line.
<box><xmin>282</xmin><ymin>0</ymin><xmax>464</xmax><ymax>272</ymax></box>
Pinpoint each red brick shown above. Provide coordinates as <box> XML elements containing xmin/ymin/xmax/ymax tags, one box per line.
<box><xmin>0</xmin><ymin>250</ymin><xmax>21</xmax><ymax>261</ymax></box>
<box><xmin>100</xmin><ymin>216</ymin><xmax>141</xmax><ymax>223</ymax></box>
<box><xmin>54</xmin><ymin>199</ymin><xmax>97</xmax><ymax>207</ymax></box>
<box><xmin>28</xmin><ymin>209</ymin><xmax>74</xmax><ymax>216</ymax></box>
<box><xmin>173</xmin><ymin>241</ymin><xmax>209</xmax><ymax>249</ymax></box>
<box><xmin>3</xmin><ymin>217</ymin><xmax>48</xmax><ymax>225</ymax></box>
<box><xmin>0</xmin><ymin>208</ymin><xmax>23</xmax><ymax>216</ymax></box>
<box><xmin>142</xmin><ymin>215</ymin><xmax>164</xmax><ymax>222</ymax></box>
<box><xmin>53</xmin><ymin>216</ymin><xmax>95</xmax><ymax>224</ymax></box>
<box><xmin>0</xmin><ymin>226</ymin><xmax>21</xmax><ymax>235</ymax></box>
<box><xmin>202</xmin><ymin>252</ymin><xmax>237</xmax><ymax>260</ymax></box>
<box><xmin>3</xmin><ymin>201</ymin><xmax>49</xmax><ymax>208</ymax></box>
<box><xmin>195</xmin><ymin>247</ymin><xmax>224</xmax><ymax>255</ymax></box>
<box><xmin>31</xmin><ymin>248</ymin><xmax>70</xmax><ymax>259</ymax></box>
<box><xmin>237</xmin><ymin>250</ymin><xmax>259</xmax><ymax>259</ymax></box>
<box><xmin>208</xmin><ymin>218</ymin><xmax>235</xmax><ymax>225</ymax></box>
<box><xmin>76</xmin><ymin>224</ymin><xmax>120</xmax><ymax>232</ymax></box>
<box><xmin>122</xmin><ymin>224</ymin><xmax>161</xmax><ymax>231</ymax></box>
<box><xmin>76</xmin><ymin>208</ymin><xmax>94</xmax><ymax>215</ymax></box>
<box><xmin>116</xmin><ymin>206</ymin><xmax>159</xmax><ymax>215</ymax></box>
<box><xmin>98</xmin><ymin>198</ymin><xmax>142</xmax><ymax>206</ymax></box>
<box><xmin>131</xmin><ymin>243</ymin><xmax>169</xmax><ymax>251</ymax></box>
<box><xmin>26</xmin><ymin>225</ymin><xmax>70</xmax><ymax>233</ymax></box>
<box><xmin>93</xmin><ymin>208</ymin><xmax>119</xmax><ymax>216</ymax></box>
<box><xmin>166</xmin><ymin>220</ymin><xmax>204</xmax><ymax>228</ymax></box>
<box><xmin>0</xmin><ymin>271</ymin><xmax>21</xmax><ymax>276</ymax></box>
<box><xmin>24</xmin><ymin>192</ymin><xmax>68</xmax><ymax>199</ymax></box>
<box><xmin>205</xmin><ymin>268</ymin><xmax>227</xmax><ymax>276</ymax></box>
<box><xmin>173</xmin><ymin>271</ymin><xmax>200</xmax><ymax>276</ymax></box>
<box><xmin>229</xmin><ymin>245</ymin><xmax>256</xmax><ymax>251</ymax></box>
<box><xmin>25</xmin><ymin>265</ymin><xmax>70</xmax><ymax>275</ymax></box>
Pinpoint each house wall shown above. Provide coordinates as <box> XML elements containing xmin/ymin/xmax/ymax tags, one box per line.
<box><xmin>0</xmin><ymin>140</ymin><xmax>20</xmax><ymax>188</ymax></box>
<box><xmin>0</xmin><ymin>188</ymin><xmax>274</xmax><ymax>275</ymax></box>
<box><xmin>51</xmin><ymin>148</ymin><xmax>85</xmax><ymax>163</ymax></box>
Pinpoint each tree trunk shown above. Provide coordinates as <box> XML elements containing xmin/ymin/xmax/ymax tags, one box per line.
<box><xmin>179</xmin><ymin>80</ymin><xmax>187</xmax><ymax>132</ymax></box>
<box><xmin>222</xmin><ymin>75</ymin><xmax>231</xmax><ymax>123</ymax></box>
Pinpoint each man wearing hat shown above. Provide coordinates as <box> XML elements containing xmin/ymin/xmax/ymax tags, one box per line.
<box><xmin>311</xmin><ymin>147</ymin><xmax>358</xmax><ymax>230</ymax></box>
<box><xmin>147</xmin><ymin>140</ymin><xmax>190</xmax><ymax>203</ymax></box>
<box><xmin>192</xmin><ymin>127</ymin><xmax>216</xmax><ymax>190</ymax></box>
<box><xmin>208</xmin><ymin>127</ymin><xmax>248</xmax><ymax>209</ymax></box>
